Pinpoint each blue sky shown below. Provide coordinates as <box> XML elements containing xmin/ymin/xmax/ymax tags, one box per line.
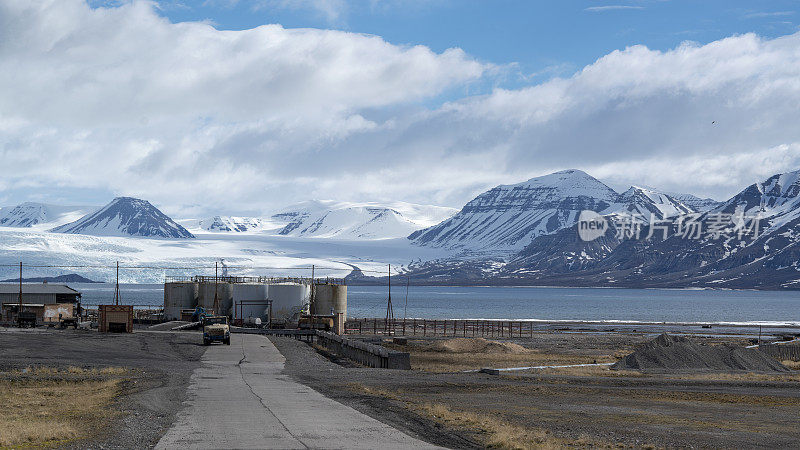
<box><xmin>3</xmin><ymin>1</ymin><xmax>800</xmax><ymax>215</ymax></box>
<box><xmin>156</xmin><ymin>0</ymin><xmax>800</xmax><ymax>90</ymax></box>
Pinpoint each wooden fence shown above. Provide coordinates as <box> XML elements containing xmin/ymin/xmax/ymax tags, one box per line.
<box><xmin>345</xmin><ymin>318</ymin><xmax>538</xmax><ymax>338</ymax></box>
<box><xmin>759</xmin><ymin>344</ymin><xmax>800</xmax><ymax>362</ymax></box>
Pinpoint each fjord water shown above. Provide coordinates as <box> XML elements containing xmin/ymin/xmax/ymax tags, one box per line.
<box><xmin>75</xmin><ymin>283</ymin><xmax>800</xmax><ymax>325</ymax></box>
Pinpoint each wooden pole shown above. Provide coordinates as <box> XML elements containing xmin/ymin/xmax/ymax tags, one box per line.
<box><xmin>213</xmin><ymin>261</ymin><xmax>219</xmax><ymax>314</ymax></box>
<box><xmin>114</xmin><ymin>261</ymin><xmax>120</xmax><ymax>305</ymax></box>
<box><xmin>385</xmin><ymin>264</ymin><xmax>394</xmax><ymax>334</ymax></box>
<box><xmin>17</xmin><ymin>262</ymin><xmax>22</xmax><ymax>327</ymax></box>
<box><xmin>310</xmin><ymin>265</ymin><xmax>315</xmax><ymax>328</ymax></box>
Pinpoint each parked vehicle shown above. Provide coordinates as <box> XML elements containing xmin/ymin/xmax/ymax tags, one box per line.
<box><xmin>202</xmin><ymin>315</ymin><xmax>230</xmax><ymax>345</ymax></box>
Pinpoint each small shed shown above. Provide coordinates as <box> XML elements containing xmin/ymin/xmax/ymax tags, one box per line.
<box><xmin>0</xmin><ymin>283</ymin><xmax>81</xmax><ymax>305</ymax></box>
<box><xmin>99</xmin><ymin>305</ymin><xmax>133</xmax><ymax>333</ymax></box>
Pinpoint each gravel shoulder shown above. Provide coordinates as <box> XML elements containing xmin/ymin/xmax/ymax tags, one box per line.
<box><xmin>0</xmin><ymin>328</ymin><xmax>205</xmax><ymax>449</ymax></box>
<box><xmin>270</xmin><ymin>331</ymin><xmax>800</xmax><ymax>448</ymax></box>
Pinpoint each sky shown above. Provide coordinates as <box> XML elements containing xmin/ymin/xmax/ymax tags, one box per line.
<box><xmin>2</xmin><ymin>0</ymin><xmax>800</xmax><ymax>217</ymax></box>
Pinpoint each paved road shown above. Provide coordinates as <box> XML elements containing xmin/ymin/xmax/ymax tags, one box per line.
<box><xmin>156</xmin><ymin>333</ymin><xmax>438</xmax><ymax>449</ymax></box>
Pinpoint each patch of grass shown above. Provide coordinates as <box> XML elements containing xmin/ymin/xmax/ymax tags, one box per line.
<box><xmin>665</xmin><ymin>371</ymin><xmax>800</xmax><ymax>383</ymax></box>
<box><xmin>0</xmin><ymin>367</ymin><xmax>127</xmax><ymax>448</ymax></box>
<box><xmin>347</xmin><ymin>383</ymin><xmax>604</xmax><ymax>449</ymax></box>
<box><xmin>780</xmin><ymin>360</ymin><xmax>800</xmax><ymax>370</ymax></box>
<box><xmin>392</xmin><ymin>348</ymin><xmax>614</xmax><ymax>373</ymax></box>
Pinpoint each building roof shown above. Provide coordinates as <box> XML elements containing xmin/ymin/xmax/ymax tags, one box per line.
<box><xmin>0</xmin><ymin>284</ymin><xmax>80</xmax><ymax>295</ymax></box>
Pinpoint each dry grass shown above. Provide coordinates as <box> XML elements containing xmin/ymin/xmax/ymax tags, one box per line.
<box><xmin>0</xmin><ymin>367</ymin><xmax>127</xmax><ymax>448</ymax></box>
<box><xmin>416</xmin><ymin>401</ymin><xmax>592</xmax><ymax>449</ymax></box>
<box><xmin>781</xmin><ymin>360</ymin><xmax>800</xmax><ymax>370</ymax></box>
<box><xmin>347</xmin><ymin>383</ymin><xmax>603</xmax><ymax>449</ymax></box>
<box><xmin>663</xmin><ymin>371</ymin><xmax>800</xmax><ymax>382</ymax></box>
<box><xmin>385</xmin><ymin>340</ymin><xmax>614</xmax><ymax>373</ymax></box>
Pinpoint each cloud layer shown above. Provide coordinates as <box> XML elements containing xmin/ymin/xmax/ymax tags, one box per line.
<box><xmin>2</xmin><ymin>1</ymin><xmax>800</xmax><ymax>216</ymax></box>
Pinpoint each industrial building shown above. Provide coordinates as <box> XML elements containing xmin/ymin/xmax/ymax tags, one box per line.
<box><xmin>163</xmin><ymin>276</ymin><xmax>346</xmax><ymax>328</ymax></box>
<box><xmin>0</xmin><ymin>283</ymin><xmax>81</xmax><ymax>304</ymax></box>
<box><xmin>0</xmin><ymin>283</ymin><xmax>81</xmax><ymax>325</ymax></box>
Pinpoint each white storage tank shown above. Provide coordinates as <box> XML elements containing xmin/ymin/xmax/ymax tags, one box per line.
<box><xmin>163</xmin><ymin>282</ymin><xmax>198</xmax><ymax>321</ymax></box>
<box><xmin>198</xmin><ymin>282</ymin><xmax>233</xmax><ymax>316</ymax></box>
<box><xmin>312</xmin><ymin>284</ymin><xmax>347</xmax><ymax>318</ymax></box>
<box><xmin>268</xmin><ymin>283</ymin><xmax>310</xmax><ymax>321</ymax></box>
<box><xmin>232</xmin><ymin>284</ymin><xmax>269</xmax><ymax>322</ymax></box>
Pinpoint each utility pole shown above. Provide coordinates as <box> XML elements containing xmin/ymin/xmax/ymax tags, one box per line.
<box><xmin>403</xmin><ymin>276</ymin><xmax>410</xmax><ymax>323</ymax></box>
<box><xmin>113</xmin><ymin>261</ymin><xmax>120</xmax><ymax>305</ymax></box>
<box><xmin>213</xmin><ymin>261</ymin><xmax>219</xmax><ymax>315</ymax></box>
<box><xmin>310</xmin><ymin>265</ymin><xmax>315</xmax><ymax>328</ymax></box>
<box><xmin>385</xmin><ymin>264</ymin><xmax>394</xmax><ymax>334</ymax></box>
<box><xmin>17</xmin><ymin>262</ymin><xmax>22</xmax><ymax>327</ymax></box>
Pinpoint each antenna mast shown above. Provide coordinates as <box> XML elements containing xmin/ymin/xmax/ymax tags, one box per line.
<box><xmin>385</xmin><ymin>264</ymin><xmax>394</xmax><ymax>334</ymax></box>
<box><xmin>113</xmin><ymin>261</ymin><xmax>120</xmax><ymax>305</ymax></box>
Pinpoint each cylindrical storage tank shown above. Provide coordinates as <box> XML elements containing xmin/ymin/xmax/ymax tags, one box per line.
<box><xmin>198</xmin><ymin>282</ymin><xmax>233</xmax><ymax>316</ymax></box>
<box><xmin>232</xmin><ymin>284</ymin><xmax>269</xmax><ymax>322</ymax></box>
<box><xmin>163</xmin><ymin>282</ymin><xmax>198</xmax><ymax>321</ymax></box>
<box><xmin>268</xmin><ymin>283</ymin><xmax>310</xmax><ymax>321</ymax></box>
<box><xmin>312</xmin><ymin>284</ymin><xmax>347</xmax><ymax>318</ymax></box>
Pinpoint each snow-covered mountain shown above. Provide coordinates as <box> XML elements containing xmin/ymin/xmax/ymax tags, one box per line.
<box><xmin>0</xmin><ymin>202</ymin><xmax>95</xmax><ymax>229</ymax></box>
<box><xmin>615</xmin><ymin>186</ymin><xmax>694</xmax><ymax>219</ymax></box>
<box><xmin>272</xmin><ymin>200</ymin><xmax>456</xmax><ymax>240</ymax></box>
<box><xmin>52</xmin><ymin>197</ymin><xmax>194</xmax><ymax>239</ymax></box>
<box><xmin>669</xmin><ymin>193</ymin><xmax>722</xmax><ymax>212</ymax></box>
<box><xmin>409</xmin><ymin>170</ymin><xmax>621</xmax><ymax>254</ymax></box>
<box><xmin>408</xmin><ymin>170</ymin><xmax>702</xmax><ymax>254</ymax></box>
<box><xmin>494</xmin><ymin>168</ymin><xmax>800</xmax><ymax>289</ymax></box>
<box><xmin>198</xmin><ymin>216</ymin><xmax>272</xmax><ymax>233</ymax></box>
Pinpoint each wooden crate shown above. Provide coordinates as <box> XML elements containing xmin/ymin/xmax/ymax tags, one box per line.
<box><xmin>99</xmin><ymin>305</ymin><xmax>133</xmax><ymax>333</ymax></box>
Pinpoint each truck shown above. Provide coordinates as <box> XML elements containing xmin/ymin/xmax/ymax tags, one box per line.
<box><xmin>202</xmin><ymin>315</ymin><xmax>231</xmax><ymax>346</ymax></box>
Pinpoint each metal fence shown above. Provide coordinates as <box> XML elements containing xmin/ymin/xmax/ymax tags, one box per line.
<box><xmin>759</xmin><ymin>344</ymin><xmax>800</xmax><ymax>362</ymax></box>
<box><xmin>345</xmin><ymin>318</ymin><xmax>539</xmax><ymax>338</ymax></box>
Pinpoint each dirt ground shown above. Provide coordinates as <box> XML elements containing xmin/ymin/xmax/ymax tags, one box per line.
<box><xmin>3</xmin><ymin>326</ymin><xmax>798</xmax><ymax>448</ymax></box>
<box><xmin>271</xmin><ymin>332</ymin><xmax>800</xmax><ymax>449</ymax></box>
<box><xmin>0</xmin><ymin>328</ymin><xmax>205</xmax><ymax>449</ymax></box>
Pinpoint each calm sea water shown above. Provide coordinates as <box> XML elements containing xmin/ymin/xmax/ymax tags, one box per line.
<box><xmin>73</xmin><ymin>283</ymin><xmax>800</xmax><ymax>326</ymax></box>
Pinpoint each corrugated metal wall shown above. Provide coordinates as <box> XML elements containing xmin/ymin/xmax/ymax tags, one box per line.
<box><xmin>0</xmin><ymin>293</ymin><xmax>56</xmax><ymax>304</ymax></box>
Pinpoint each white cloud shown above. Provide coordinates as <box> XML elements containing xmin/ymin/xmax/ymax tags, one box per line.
<box><xmin>2</xmin><ymin>1</ymin><xmax>800</xmax><ymax>216</ymax></box>
<box><xmin>0</xmin><ymin>0</ymin><xmax>486</xmax><ymax>214</ymax></box>
<box><xmin>743</xmin><ymin>11</ymin><xmax>795</xmax><ymax>19</ymax></box>
<box><xmin>584</xmin><ymin>5</ymin><xmax>644</xmax><ymax>12</ymax></box>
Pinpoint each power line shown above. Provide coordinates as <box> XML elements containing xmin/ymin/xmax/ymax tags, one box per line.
<box><xmin>0</xmin><ymin>262</ymin><xmax>407</xmax><ymax>275</ymax></box>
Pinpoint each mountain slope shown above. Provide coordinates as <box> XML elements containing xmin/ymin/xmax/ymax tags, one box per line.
<box><xmin>499</xmin><ymin>168</ymin><xmax>800</xmax><ymax>288</ymax></box>
<box><xmin>408</xmin><ymin>170</ymin><xmax>621</xmax><ymax>254</ymax></box>
<box><xmin>0</xmin><ymin>203</ymin><xmax>94</xmax><ymax>228</ymax></box>
<box><xmin>669</xmin><ymin>193</ymin><xmax>722</xmax><ymax>212</ymax></box>
<box><xmin>52</xmin><ymin>197</ymin><xmax>194</xmax><ymax>239</ymax></box>
<box><xmin>616</xmin><ymin>186</ymin><xmax>694</xmax><ymax>219</ymax></box>
<box><xmin>198</xmin><ymin>216</ymin><xmax>272</xmax><ymax>233</ymax></box>
<box><xmin>272</xmin><ymin>200</ymin><xmax>455</xmax><ymax>240</ymax></box>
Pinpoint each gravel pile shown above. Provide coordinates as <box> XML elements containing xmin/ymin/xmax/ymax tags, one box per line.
<box><xmin>612</xmin><ymin>333</ymin><xmax>789</xmax><ymax>372</ymax></box>
<box><xmin>428</xmin><ymin>338</ymin><xmax>529</xmax><ymax>354</ymax></box>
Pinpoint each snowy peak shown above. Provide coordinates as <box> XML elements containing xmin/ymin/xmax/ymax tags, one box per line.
<box><xmin>471</xmin><ymin>169</ymin><xmax>618</xmax><ymax>212</ymax></box>
<box><xmin>615</xmin><ymin>186</ymin><xmax>694</xmax><ymax>219</ymax></box>
<box><xmin>52</xmin><ymin>197</ymin><xmax>194</xmax><ymax>239</ymax></box>
<box><xmin>272</xmin><ymin>200</ymin><xmax>453</xmax><ymax>240</ymax></box>
<box><xmin>720</xmin><ymin>169</ymin><xmax>800</xmax><ymax>217</ymax></box>
<box><xmin>0</xmin><ymin>202</ymin><xmax>94</xmax><ymax>228</ymax></box>
<box><xmin>0</xmin><ymin>202</ymin><xmax>52</xmax><ymax>227</ymax></box>
<box><xmin>200</xmin><ymin>216</ymin><xmax>269</xmax><ymax>233</ymax></box>
<box><xmin>410</xmin><ymin>170</ymin><xmax>619</xmax><ymax>253</ymax></box>
<box><xmin>759</xmin><ymin>170</ymin><xmax>800</xmax><ymax>198</ymax></box>
<box><xmin>668</xmin><ymin>193</ymin><xmax>721</xmax><ymax>212</ymax></box>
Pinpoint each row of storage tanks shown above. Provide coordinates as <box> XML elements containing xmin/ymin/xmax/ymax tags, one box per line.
<box><xmin>164</xmin><ymin>281</ymin><xmax>347</xmax><ymax>324</ymax></box>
